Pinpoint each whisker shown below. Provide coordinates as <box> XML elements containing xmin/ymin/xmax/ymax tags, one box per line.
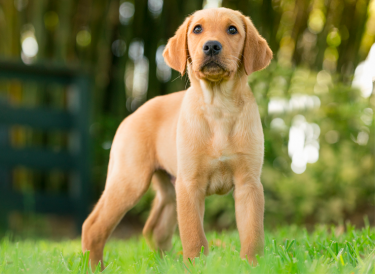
<box><xmin>171</xmin><ymin>74</ymin><xmax>182</xmax><ymax>82</ymax></box>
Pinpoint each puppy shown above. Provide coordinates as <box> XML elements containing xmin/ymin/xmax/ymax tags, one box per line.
<box><xmin>82</xmin><ymin>7</ymin><xmax>272</xmax><ymax>270</ymax></box>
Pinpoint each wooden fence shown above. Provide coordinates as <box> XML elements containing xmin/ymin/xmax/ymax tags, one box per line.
<box><xmin>0</xmin><ymin>62</ymin><xmax>91</xmax><ymax>232</ymax></box>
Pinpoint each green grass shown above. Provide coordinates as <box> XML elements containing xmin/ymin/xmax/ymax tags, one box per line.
<box><xmin>0</xmin><ymin>224</ymin><xmax>374</xmax><ymax>274</ymax></box>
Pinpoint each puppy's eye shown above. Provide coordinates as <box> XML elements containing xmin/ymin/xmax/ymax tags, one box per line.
<box><xmin>228</xmin><ymin>26</ymin><xmax>238</xmax><ymax>34</ymax></box>
<box><xmin>193</xmin><ymin>25</ymin><xmax>203</xmax><ymax>34</ymax></box>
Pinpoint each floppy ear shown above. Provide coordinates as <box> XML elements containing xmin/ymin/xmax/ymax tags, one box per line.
<box><xmin>163</xmin><ymin>16</ymin><xmax>191</xmax><ymax>75</ymax></box>
<box><xmin>242</xmin><ymin>16</ymin><xmax>273</xmax><ymax>75</ymax></box>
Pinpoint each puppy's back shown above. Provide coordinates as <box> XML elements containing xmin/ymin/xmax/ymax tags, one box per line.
<box><xmin>110</xmin><ymin>91</ymin><xmax>186</xmax><ymax>175</ymax></box>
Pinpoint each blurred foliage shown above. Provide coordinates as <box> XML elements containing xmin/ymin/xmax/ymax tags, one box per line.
<box><xmin>0</xmin><ymin>0</ymin><xmax>374</xmax><ymax>228</ymax></box>
<box><xmin>1</xmin><ymin>0</ymin><xmax>374</xmax><ymax>114</ymax></box>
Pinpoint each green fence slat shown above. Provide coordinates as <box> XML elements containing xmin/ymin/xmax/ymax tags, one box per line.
<box><xmin>0</xmin><ymin>61</ymin><xmax>80</xmax><ymax>84</ymax></box>
<box><xmin>0</xmin><ymin>191</ymin><xmax>75</xmax><ymax>214</ymax></box>
<box><xmin>0</xmin><ymin>61</ymin><xmax>91</xmax><ymax>231</ymax></box>
<box><xmin>0</xmin><ymin>147</ymin><xmax>75</xmax><ymax>170</ymax></box>
<box><xmin>0</xmin><ymin>106</ymin><xmax>74</xmax><ymax>130</ymax></box>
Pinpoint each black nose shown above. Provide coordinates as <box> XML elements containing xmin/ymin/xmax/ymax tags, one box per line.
<box><xmin>203</xmin><ymin>41</ymin><xmax>222</xmax><ymax>56</ymax></box>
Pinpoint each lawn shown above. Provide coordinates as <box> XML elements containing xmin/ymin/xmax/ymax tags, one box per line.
<box><xmin>0</xmin><ymin>223</ymin><xmax>374</xmax><ymax>274</ymax></box>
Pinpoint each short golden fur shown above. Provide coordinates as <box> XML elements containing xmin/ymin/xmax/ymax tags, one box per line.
<box><xmin>82</xmin><ymin>7</ymin><xmax>272</xmax><ymax>271</ymax></box>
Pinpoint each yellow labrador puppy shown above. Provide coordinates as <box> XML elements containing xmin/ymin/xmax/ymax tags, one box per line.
<box><xmin>82</xmin><ymin>7</ymin><xmax>272</xmax><ymax>270</ymax></box>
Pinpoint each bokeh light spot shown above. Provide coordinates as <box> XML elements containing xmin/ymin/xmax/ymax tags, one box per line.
<box><xmin>112</xmin><ymin>39</ymin><xmax>127</xmax><ymax>57</ymax></box>
<box><xmin>352</xmin><ymin>43</ymin><xmax>375</xmax><ymax>98</ymax></box>
<box><xmin>357</xmin><ymin>131</ymin><xmax>369</xmax><ymax>146</ymax></box>
<box><xmin>119</xmin><ymin>2</ymin><xmax>135</xmax><ymax>25</ymax></box>
<box><xmin>156</xmin><ymin>45</ymin><xmax>171</xmax><ymax>82</ymax></box>
<box><xmin>270</xmin><ymin>118</ymin><xmax>287</xmax><ymax>131</ymax></box>
<box><xmin>148</xmin><ymin>0</ymin><xmax>163</xmax><ymax>18</ymax></box>
<box><xmin>76</xmin><ymin>30</ymin><xmax>91</xmax><ymax>47</ymax></box>
<box><xmin>14</xmin><ymin>0</ymin><xmax>28</xmax><ymax>11</ymax></box>
<box><xmin>327</xmin><ymin>29</ymin><xmax>341</xmax><ymax>47</ymax></box>
<box><xmin>22</xmin><ymin>36</ymin><xmax>38</xmax><ymax>57</ymax></box>
<box><xmin>308</xmin><ymin>9</ymin><xmax>325</xmax><ymax>34</ymax></box>
<box><xmin>44</xmin><ymin>11</ymin><xmax>59</xmax><ymax>31</ymax></box>
<box><xmin>325</xmin><ymin>130</ymin><xmax>339</xmax><ymax>144</ymax></box>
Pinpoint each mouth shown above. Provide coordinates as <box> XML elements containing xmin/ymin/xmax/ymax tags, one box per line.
<box><xmin>200</xmin><ymin>59</ymin><xmax>226</xmax><ymax>74</ymax></box>
<box><xmin>195</xmin><ymin>57</ymin><xmax>232</xmax><ymax>81</ymax></box>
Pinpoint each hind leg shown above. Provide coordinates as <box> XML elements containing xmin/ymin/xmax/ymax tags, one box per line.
<box><xmin>143</xmin><ymin>170</ymin><xmax>177</xmax><ymax>252</ymax></box>
<box><xmin>82</xmin><ymin>156</ymin><xmax>153</xmax><ymax>271</ymax></box>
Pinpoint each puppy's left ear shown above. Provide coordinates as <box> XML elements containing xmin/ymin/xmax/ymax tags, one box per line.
<box><xmin>163</xmin><ymin>16</ymin><xmax>191</xmax><ymax>75</ymax></box>
<box><xmin>242</xmin><ymin>16</ymin><xmax>273</xmax><ymax>75</ymax></box>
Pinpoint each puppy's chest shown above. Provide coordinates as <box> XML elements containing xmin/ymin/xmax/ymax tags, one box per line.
<box><xmin>203</xmin><ymin>109</ymin><xmax>246</xmax><ymax>195</ymax></box>
<box><xmin>204</xmin><ymin>106</ymin><xmax>246</xmax><ymax>154</ymax></box>
<box><xmin>205</xmin><ymin>153</ymin><xmax>236</xmax><ymax>195</ymax></box>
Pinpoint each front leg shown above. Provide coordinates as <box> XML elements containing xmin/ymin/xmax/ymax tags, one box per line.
<box><xmin>176</xmin><ymin>178</ymin><xmax>208</xmax><ymax>261</ymax></box>
<box><xmin>234</xmin><ymin>177</ymin><xmax>265</xmax><ymax>265</ymax></box>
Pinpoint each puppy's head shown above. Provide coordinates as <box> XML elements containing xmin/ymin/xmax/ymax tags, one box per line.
<box><xmin>163</xmin><ymin>8</ymin><xmax>273</xmax><ymax>82</ymax></box>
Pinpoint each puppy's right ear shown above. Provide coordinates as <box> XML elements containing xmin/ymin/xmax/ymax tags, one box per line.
<box><xmin>163</xmin><ymin>16</ymin><xmax>191</xmax><ymax>76</ymax></box>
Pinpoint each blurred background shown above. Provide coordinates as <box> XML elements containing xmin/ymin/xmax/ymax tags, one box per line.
<box><xmin>0</xmin><ymin>0</ymin><xmax>374</xmax><ymax>238</ymax></box>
